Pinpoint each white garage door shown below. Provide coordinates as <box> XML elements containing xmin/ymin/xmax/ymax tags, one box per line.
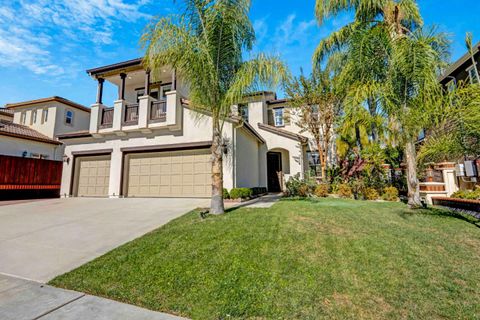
<box><xmin>75</xmin><ymin>155</ymin><xmax>111</xmax><ymax>197</ymax></box>
<box><xmin>126</xmin><ymin>149</ymin><xmax>211</xmax><ymax>198</ymax></box>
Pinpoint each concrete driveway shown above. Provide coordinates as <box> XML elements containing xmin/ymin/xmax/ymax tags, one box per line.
<box><xmin>0</xmin><ymin>198</ymin><xmax>209</xmax><ymax>283</ymax></box>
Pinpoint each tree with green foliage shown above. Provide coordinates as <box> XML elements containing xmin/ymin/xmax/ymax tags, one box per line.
<box><xmin>284</xmin><ymin>69</ymin><xmax>342</xmax><ymax>180</ymax></box>
<box><xmin>314</xmin><ymin>0</ymin><xmax>450</xmax><ymax>208</ymax></box>
<box><xmin>141</xmin><ymin>0</ymin><xmax>287</xmax><ymax>214</ymax></box>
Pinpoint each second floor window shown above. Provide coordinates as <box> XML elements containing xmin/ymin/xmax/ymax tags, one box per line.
<box><xmin>274</xmin><ymin>108</ymin><xmax>284</xmax><ymax>127</ymax></box>
<box><xmin>31</xmin><ymin>110</ymin><xmax>37</xmax><ymax>124</ymax></box>
<box><xmin>238</xmin><ymin>104</ymin><xmax>249</xmax><ymax>122</ymax></box>
<box><xmin>467</xmin><ymin>65</ymin><xmax>479</xmax><ymax>84</ymax></box>
<box><xmin>20</xmin><ymin>112</ymin><xmax>26</xmax><ymax>124</ymax></box>
<box><xmin>65</xmin><ymin>110</ymin><xmax>74</xmax><ymax>125</ymax></box>
<box><xmin>42</xmin><ymin>109</ymin><xmax>48</xmax><ymax>123</ymax></box>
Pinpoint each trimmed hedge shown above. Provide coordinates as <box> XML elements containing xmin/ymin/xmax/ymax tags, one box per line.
<box><xmin>230</xmin><ymin>188</ymin><xmax>253</xmax><ymax>200</ymax></box>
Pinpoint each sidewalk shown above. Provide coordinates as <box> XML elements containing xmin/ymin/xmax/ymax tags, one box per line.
<box><xmin>0</xmin><ymin>274</ymin><xmax>186</xmax><ymax>320</ymax></box>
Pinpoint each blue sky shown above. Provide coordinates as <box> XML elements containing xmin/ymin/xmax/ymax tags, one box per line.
<box><xmin>0</xmin><ymin>0</ymin><xmax>479</xmax><ymax>107</ymax></box>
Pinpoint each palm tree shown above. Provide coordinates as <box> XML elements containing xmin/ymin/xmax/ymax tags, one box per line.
<box><xmin>465</xmin><ymin>32</ymin><xmax>480</xmax><ymax>83</ymax></box>
<box><xmin>141</xmin><ymin>0</ymin><xmax>287</xmax><ymax>214</ymax></box>
<box><xmin>314</xmin><ymin>0</ymin><xmax>449</xmax><ymax>208</ymax></box>
<box><xmin>314</xmin><ymin>0</ymin><xmax>422</xmax><ymax>144</ymax></box>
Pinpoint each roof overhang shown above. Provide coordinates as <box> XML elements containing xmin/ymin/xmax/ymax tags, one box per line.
<box><xmin>5</xmin><ymin>97</ymin><xmax>90</xmax><ymax>113</ymax></box>
<box><xmin>86</xmin><ymin>58</ymin><xmax>144</xmax><ymax>78</ymax></box>
<box><xmin>438</xmin><ymin>41</ymin><xmax>480</xmax><ymax>84</ymax></box>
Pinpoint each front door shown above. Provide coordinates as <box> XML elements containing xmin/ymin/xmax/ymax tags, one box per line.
<box><xmin>267</xmin><ymin>152</ymin><xmax>282</xmax><ymax>192</ymax></box>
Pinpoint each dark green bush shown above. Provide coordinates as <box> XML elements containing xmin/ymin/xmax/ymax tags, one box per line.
<box><xmin>223</xmin><ymin>188</ymin><xmax>230</xmax><ymax>199</ymax></box>
<box><xmin>285</xmin><ymin>174</ymin><xmax>316</xmax><ymax>197</ymax></box>
<box><xmin>230</xmin><ymin>188</ymin><xmax>252</xmax><ymax>200</ymax></box>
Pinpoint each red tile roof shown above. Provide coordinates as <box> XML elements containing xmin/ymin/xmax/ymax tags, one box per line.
<box><xmin>0</xmin><ymin>120</ymin><xmax>61</xmax><ymax>145</ymax></box>
<box><xmin>0</xmin><ymin>108</ymin><xmax>14</xmax><ymax>118</ymax></box>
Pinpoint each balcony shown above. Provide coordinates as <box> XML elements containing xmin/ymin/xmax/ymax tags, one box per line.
<box><xmin>89</xmin><ymin>91</ymin><xmax>181</xmax><ymax>136</ymax></box>
<box><xmin>99</xmin><ymin>108</ymin><xmax>113</xmax><ymax>129</ymax></box>
<box><xmin>123</xmin><ymin>103</ymin><xmax>139</xmax><ymax>126</ymax></box>
<box><xmin>150</xmin><ymin>100</ymin><xmax>166</xmax><ymax>123</ymax></box>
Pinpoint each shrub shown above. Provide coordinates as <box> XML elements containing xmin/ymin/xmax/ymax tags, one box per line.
<box><xmin>314</xmin><ymin>184</ymin><xmax>329</xmax><ymax>197</ymax></box>
<box><xmin>251</xmin><ymin>187</ymin><xmax>267</xmax><ymax>196</ymax></box>
<box><xmin>363</xmin><ymin>187</ymin><xmax>379</xmax><ymax>200</ymax></box>
<box><xmin>337</xmin><ymin>184</ymin><xmax>353</xmax><ymax>198</ymax></box>
<box><xmin>286</xmin><ymin>174</ymin><xmax>315</xmax><ymax>197</ymax></box>
<box><xmin>451</xmin><ymin>187</ymin><xmax>480</xmax><ymax>200</ymax></box>
<box><xmin>382</xmin><ymin>186</ymin><xmax>399</xmax><ymax>201</ymax></box>
<box><xmin>223</xmin><ymin>188</ymin><xmax>230</xmax><ymax>199</ymax></box>
<box><xmin>230</xmin><ymin>188</ymin><xmax>252</xmax><ymax>200</ymax></box>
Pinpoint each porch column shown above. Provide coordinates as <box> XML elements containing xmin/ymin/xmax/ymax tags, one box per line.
<box><xmin>145</xmin><ymin>70</ymin><xmax>151</xmax><ymax>96</ymax></box>
<box><xmin>96</xmin><ymin>78</ymin><xmax>105</xmax><ymax>104</ymax></box>
<box><xmin>119</xmin><ymin>73</ymin><xmax>127</xmax><ymax>100</ymax></box>
<box><xmin>172</xmin><ymin>68</ymin><xmax>176</xmax><ymax>90</ymax></box>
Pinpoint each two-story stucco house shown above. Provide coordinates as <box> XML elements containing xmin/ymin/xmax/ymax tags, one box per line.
<box><xmin>1</xmin><ymin>97</ymin><xmax>90</xmax><ymax>160</ymax></box>
<box><xmin>57</xmin><ymin>58</ymin><xmax>320</xmax><ymax>198</ymax></box>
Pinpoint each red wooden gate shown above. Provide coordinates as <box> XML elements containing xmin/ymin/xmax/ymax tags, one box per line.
<box><xmin>0</xmin><ymin>155</ymin><xmax>63</xmax><ymax>199</ymax></box>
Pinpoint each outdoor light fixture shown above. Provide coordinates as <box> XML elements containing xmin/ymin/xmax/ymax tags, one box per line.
<box><xmin>63</xmin><ymin>155</ymin><xmax>70</xmax><ymax>164</ymax></box>
<box><xmin>22</xmin><ymin>151</ymin><xmax>27</xmax><ymax>157</ymax></box>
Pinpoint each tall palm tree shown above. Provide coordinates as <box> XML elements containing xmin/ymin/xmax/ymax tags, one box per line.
<box><xmin>314</xmin><ymin>0</ymin><xmax>422</xmax><ymax>144</ymax></box>
<box><xmin>141</xmin><ymin>0</ymin><xmax>287</xmax><ymax>214</ymax></box>
<box><xmin>314</xmin><ymin>0</ymin><xmax>448</xmax><ymax>208</ymax></box>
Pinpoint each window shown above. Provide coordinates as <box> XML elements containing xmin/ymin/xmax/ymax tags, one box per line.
<box><xmin>31</xmin><ymin>110</ymin><xmax>37</xmax><ymax>124</ymax></box>
<box><xmin>238</xmin><ymin>104</ymin><xmax>249</xmax><ymax>122</ymax></box>
<box><xmin>20</xmin><ymin>112</ymin><xmax>26</xmax><ymax>124</ymax></box>
<box><xmin>42</xmin><ymin>108</ymin><xmax>48</xmax><ymax>123</ymax></box>
<box><xmin>273</xmin><ymin>108</ymin><xmax>284</xmax><ymax>127</ymax></box>
<box><xmin>307</xmin><ymin>151</ymin><xmax>321</xmax><ymax>177</ymax></box>
<box><xmin>136</xmin><ymin>87</ymin><xmax>160</xmax><ymax>102</ymax></box>
<box><xmin>467</xmin><ymin>65</ymin><xmax>479</xmax><ymax>84</ymax></box>
<box><xmin>160</xmin><ymin>84</ymin><xmax>172</xmax><ymax>100</ymax></box>
<box><xmin>65</xmin><ymin>110</ymin><xmax>74</xmax><ymax>125</ymax></box>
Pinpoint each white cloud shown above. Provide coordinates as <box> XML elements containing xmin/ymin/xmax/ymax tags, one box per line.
<box><xmin>0</xmin><ymin>0</ymin><xmax>151</xmax><ymax>76</ymax></box>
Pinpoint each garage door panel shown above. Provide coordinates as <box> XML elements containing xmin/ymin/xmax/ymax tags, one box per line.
<box><xmin>126</xmin><ymin>149</ymin><xmax>211</xmax><ymax>198</ymax></box>
<box><xmin>75</xmin><ymin>155</ymin><xmax>111</xmax><ymax>197</ymax></box>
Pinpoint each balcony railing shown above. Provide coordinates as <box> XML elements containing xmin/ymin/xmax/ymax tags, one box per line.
<box><xmin>150</xmin><ymin>100</ymin><xmax>167</xmax><ymax>123</ymax></box>
<box><xmin>99</xmin><ymin>108</ymin><xmax>114</xmax><ymax>128</ymax></box>
<box><xmin>124</xmin><ymin>103</ymin><xmax>139</xmax><ymax>125</ymax></box>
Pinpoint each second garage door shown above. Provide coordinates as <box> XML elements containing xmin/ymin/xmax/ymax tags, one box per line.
<box><xmin>125</xmin><ymin>149</ymin><xmax>211</xmax><ymax>198</ymax></box>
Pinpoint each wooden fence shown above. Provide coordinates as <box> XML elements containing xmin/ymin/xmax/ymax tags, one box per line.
<box><xmin>0</xmin><ymin>155</ymin><xmax>63</xmax><ymax>199</ymax></box>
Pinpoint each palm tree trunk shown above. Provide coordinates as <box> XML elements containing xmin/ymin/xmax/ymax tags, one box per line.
<box><xmin>210</xmin><ymin>118</ymin><xmax>225</xmax><ymax>215</ymax></box>
<box><xmin>367</xmin><ymin>97</ymin><xmax>378</xmax><ymax>142</ymax></box>
<box><xmin>317</xmin><ymin>140</ymin><xmax>326</xmax><ymax>181</ymax></box>
<box><xmin>355</xmin><ymin>124</ymin><xmax>362</xmax><ymax>151</ymax></box>
<box><xmin>405</xmin><ymin>140</ymin><xmax>422</xmax><ymax>209</ymax></box>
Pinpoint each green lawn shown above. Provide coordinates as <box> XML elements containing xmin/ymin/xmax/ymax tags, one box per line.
<box><xmin>50</xmin><ymin>199</ymin><xmax>480</xmax><ymax>319</ymax></box>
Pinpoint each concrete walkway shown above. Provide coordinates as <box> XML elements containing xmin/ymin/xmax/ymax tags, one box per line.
<box><xmin>0</xmin><ymin>197</ymin><xmax>209</xmax><ymax>282</ymax></box>
<box><xmin>0</xmin><ymin>274</ymin><xmax>186</xmax><ymax>320</ymax></box>
<box><xmin>226</xmin><ymin>193</ymin><xmax>282</xmax><ymax>209</ymax></box>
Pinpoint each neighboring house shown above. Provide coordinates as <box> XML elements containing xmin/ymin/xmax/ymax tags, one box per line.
<box><xmin>1</xmin><ymin>97</ymin><xmax>90</xmax><ymax>160</ymax></box>
<box><xmin>439</xmin><ymin>41</ymin><xmax>480</xmax><ymax>88</ymax></box>
<box><xmin>58</xmin><ymin>58</ymin><xmax>319</xmax><ymax>198</ymax></box>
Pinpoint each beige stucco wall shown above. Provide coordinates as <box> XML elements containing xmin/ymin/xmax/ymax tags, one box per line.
<box><xmin>11</xmin><ymin>102</ymin><xmax>90</xmax><ymax>138</ymax></box>
<box><xmin>0</xmin><ymin>135</ymin><xmax>62</xmax><ymax>160</ymax></box>
<box><xmin>60</xmin><ymin>107</ymin><xmax>236</xmax><ymax>197</ymax></box>
<box><xmin>234</xmin><ymin>126</ymin><xmax>263</xmax><ymax>188</ymax></box>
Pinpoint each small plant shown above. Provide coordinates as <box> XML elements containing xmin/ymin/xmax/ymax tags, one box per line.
<box><xmin>230</xmin><ymin>188</ymin><xmax>252</xmax><ymax>200</ymax></box>
<box><xmin>337</xmin><ymin>183</ymin><xmax>353</xmax><ymax>198</ymax></box>
<box><xmin>314</xmin><ymin>184</ymin><xmax>329</xmax><ymax>197</ymax></box>
<box><xmin>451</xmin><ymin>187</ymin><xmax>480</xmax><ymax>200</ymax></box>
<box><xmin>285</xmin><ymin>174</ymin><xmax>315</xmax><ymax>197</ymax></box>
<box><xmin>223</xmin><ymin>188</ymin><xmax>230</xmax><ymax>199</ymax></box>
<box><xmin>363</xmin><ymin>187</ymin><xmax>379</xmax><ymax>200</ymax></box>
<box><xmin>382</xmin><ymin>186</ymin><xmax>399</xmax><ymax>201</ymax></box>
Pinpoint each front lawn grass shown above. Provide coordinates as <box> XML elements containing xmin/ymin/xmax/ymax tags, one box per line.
<box><xmin>50</xmin><ymin>199</ymin><xmax>480</xmax><ymax>319</ymax></box>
